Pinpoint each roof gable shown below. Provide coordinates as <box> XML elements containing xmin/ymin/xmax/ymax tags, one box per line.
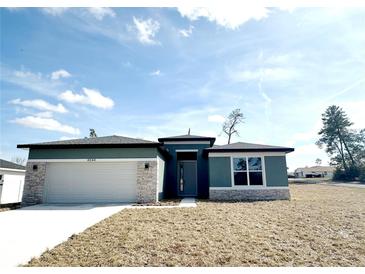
<box><xmin>0</xmin><ymin>159</ymin><xmax>26</xmax><ymax>170</ymax></box>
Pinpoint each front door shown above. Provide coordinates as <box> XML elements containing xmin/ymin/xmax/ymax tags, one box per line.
<box><xmin>177</xmin><ymin>161</ymin><xmax>197</xmax><ymax>197</ymax></box>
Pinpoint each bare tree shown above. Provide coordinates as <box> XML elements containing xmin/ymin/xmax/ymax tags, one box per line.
<box><xmin>222</xmin><ymin>109</ymin><xmax>244</xmax><ymax>144</ymax></box>
<box><xmin>89</xmin><ymin>129</ymin><xmax>97</xmax><ymax>138</ymax></box>
<box><xmin>315</xmin><ymin>158</ymin><xmax>322</xmax><ymax>166</ymax></box>
<box><xmin>11</xmin><ymin>157</ymin><xmax>26</xmax><ymax>166</ymax></box>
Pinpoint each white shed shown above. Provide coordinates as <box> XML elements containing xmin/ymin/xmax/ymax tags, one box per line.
<box><xmin>0</xmin><ymin>159</ymin><xmax>25</xmax><ymax>205</ymax></box>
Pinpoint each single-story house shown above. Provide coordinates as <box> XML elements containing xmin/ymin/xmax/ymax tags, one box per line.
<box><xmin>0</xmin><ymin>159</ymin><xmax>26</xmax><ymax>205</ymax></box>
<box><xmin>17</xmin><ymin>134</ymin><xmax>294</xmax><ymax>205</ymax></box>
<box><xmin>294</xmin><ymin>166</ymin><xmax>334</xmax><ymax>178</ymax></box>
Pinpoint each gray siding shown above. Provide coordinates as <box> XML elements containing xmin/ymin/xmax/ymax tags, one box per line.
<box><xmin>265</xmin><ymin>156</ymin><xmax>289</xmax><ymax>187</ymax></box>
<box><xmin>209</xmin><ymin>157</ymin><xmax>231</xmax><ymax>187</ymax></box>
<box><xmin>28</xmin><ymin>147</ymin><xmax>159</xmax><ymax>159</ymax></box>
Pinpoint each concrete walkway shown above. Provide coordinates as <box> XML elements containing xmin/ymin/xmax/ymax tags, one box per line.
<box><xmin>0</xmin><ymin>203</ymin><xmax>130</xmax><ymax>267</ymax></box>
<box><xmin>321</xmin><ymin>182</ymin><xmax>365</xmax><ymax>189</ymax></box>
<box><xmin>179</xmin><ymin>197</ymin><xmax>197</xmax><ymax>207</ymax></box>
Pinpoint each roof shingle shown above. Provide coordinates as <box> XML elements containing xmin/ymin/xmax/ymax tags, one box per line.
<box><xmin>17</xmin><ymin>135</ymin><xmax>159</xmax><ymax>148</ymax></box>
<box><xmin>205</xmin><ymin>142</ymin><xmax>294</xmax><ymax>153</ymax></box>
<box><xmin>158</xmin><ymin>134</ymin><xmax>216</xmax><ymax>145</ymax></box>
<box><xmin>0</xmin><ymin>159</ymin><xmax>26</xmax><ymax>170</ymax></box>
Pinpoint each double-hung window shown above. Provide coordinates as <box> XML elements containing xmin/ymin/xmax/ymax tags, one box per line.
<box><xmin>232</xmin><ymin>157</ymin><xmax>264</xmax><ymax>186</ymax></box>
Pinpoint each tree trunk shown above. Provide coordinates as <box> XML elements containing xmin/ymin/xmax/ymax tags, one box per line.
<box><xmin>228</xmin><ymin>134</ymin><xmax>231</xmax><ymax>144</ymax></box>
<box><xmin>338</xmin><ymin>131</ymin><xmax>356</xmax><ymax>167</ymax></box>
<box><xmin>335</xmin><ymin>141</ymin><xmax>347</xmax><ymax>170</ymax></box>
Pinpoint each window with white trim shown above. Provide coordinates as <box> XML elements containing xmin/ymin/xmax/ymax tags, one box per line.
<box><xmin>232</xmin><ymin>157</ymin><xmax>263</xmax><ymax>186</ymax></box>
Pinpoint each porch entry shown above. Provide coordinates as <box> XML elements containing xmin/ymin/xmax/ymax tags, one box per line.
<box><xmin>177</xmin><ymin>152</ymin><xmax>197</xmax><ymax>197</ymax></box>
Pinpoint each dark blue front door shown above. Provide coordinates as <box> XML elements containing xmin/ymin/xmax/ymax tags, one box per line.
<box><xmin>177</xmin><ymin>161</ymin><xmax>197</xmax><ymax>197</ymax></box>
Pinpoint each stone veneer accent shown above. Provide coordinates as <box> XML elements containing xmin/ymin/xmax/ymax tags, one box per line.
<box><xmin>22</xmin><ymin>162</ymin><xmax>47</xmax><ymax>206</ymax></box>
<box><xmin>209</xmin><ymin>188</ymin><xmax>290</xmax><ymax>201</ymax></box>
<box><xmin>136</xmin><ymin>161</ymin><xmax>158</xmax><ymax>203</ymax></box>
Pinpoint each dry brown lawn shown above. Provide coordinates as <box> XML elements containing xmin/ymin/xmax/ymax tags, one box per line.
<box><xmin>27</xmin><ymin>184</ymin><xmax>365</xmax><ymax>267</ymax></box>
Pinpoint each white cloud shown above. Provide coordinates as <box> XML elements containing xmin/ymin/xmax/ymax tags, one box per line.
<box><xmin>208</xmin><ymin>114</ymin><xmax>225</xmax><ymax>123</ymax></box>
<box><xmin>230</xmin><ymin>68</ymin><xmax>297</xmax><ymax>82</ymax></box>
<box><xmin>41</xmin><ymin>8</ymin><xmax>69</xmax><ymax>16</ymax></box>
<box><xmin>132</xmin><ymin>17</ymin><xmax>160</xmax><ymax>45</ymax></box>
<box><xmin>341</xmin><ymin>100</ymin><xmax>365</xmax><ymax>129</ymax></box>
<box><xmin>10</xmin><ymin>98</ymin><xmax>68</xmax><ymax>113</ymax></box>
<box><xmin>34</xmin><ymin>111</ymin><xmax>54</xmax><ymax>118</ymax></box>
<box><xmin>177</xmin><ymin>6</ymin><xmax>269</xmax><ymax>29</ymax></box>
<box><xmin>58</xmin><ymin>88</ymin><xmax>114</xmax><ymax>109</ymax></box>
<box><xmin>12</xmin><ymin>116</ymin><xmax>80</xmax><ymax>135</ymax></box>
<box><xmin>179</xmin><ymin>25</ymin><xmax>194</xmax><ymax>37</ymax></box>
<box><xmin>1</xmin><ymin>65</ymin><xmax>63</xmax><ymax>96</ymax></box>
<box><xmin>51</xmin><ymin>69</ymin><xmax>71</xmax><ymax>80</ymax></box>
<box><xmin>41</xmin><ymin>8</ymin><xmax>115</xmax><ymax>20</ymax></box>
<box><xmin>59</xmin><ymin>136</ymin><xmax>78</xmax><ymax>141</ymax></box>
<box><xmin>86</xmin><ymin>8</ymin><xmax>116</xmax><ymax>20</ymax></box>
<box><xmin>150</xmin><ymin>70</ymin><xmax>161</xmax><ymax>76</ymax></box>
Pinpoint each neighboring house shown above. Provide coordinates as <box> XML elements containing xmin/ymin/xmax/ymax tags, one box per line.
<box><xmin>294</xmin><ymin>166</ymin><xmax>334</xmax><ymax>178</ymax></box>
<box><xmin>17</xmin><ymin>134</ymin><xmax>294</xmax><ymax>205</ymax></box>
<box><xmin>0</xmin><ymin>159</ymin><xmax>26</xmax><ymax>205</ymax></box>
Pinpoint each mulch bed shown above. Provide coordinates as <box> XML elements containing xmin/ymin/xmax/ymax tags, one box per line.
<box><xmin>26</xmin><ymin>185</ymin><xmax>365</xmax><ymax>266</ymax></box>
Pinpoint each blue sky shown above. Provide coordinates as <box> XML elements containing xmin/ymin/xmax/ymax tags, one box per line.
<box><xmin>1</xmin><ymin>7</ymin><xmax>365</xmax><ymax>170</ymax></box>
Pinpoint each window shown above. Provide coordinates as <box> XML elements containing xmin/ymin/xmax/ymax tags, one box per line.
<box><xmin>232</xmin><ymin>157</ymin><xmax>264</xmax><ymax>186</ymax></box>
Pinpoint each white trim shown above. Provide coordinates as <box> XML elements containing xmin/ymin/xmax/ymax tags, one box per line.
<box><xmin>27</xmin><ymin>158</ymin><xmax>157</xmax><ymax>163</ymax></box>
<box><xmin>163</xmin><ymin>141</ymin><xmax>210</xmax><ymax>145</ymax></box>
<box><xmin>209</xmin><ymin>152</ymin><xmax>286</xmax><ymax>157</ymax></box>
<box><xmin>230</xmin><ymin>156</ymin><xmax>267</xmax><ymax>187</ymax></box>
<box><xmin>0</xmin><ymin>168</ymin><xmax>26</xmax><ymax>173</ymax></box>
<box><xmin>210</xmin><ymin>186</ymin><xmax>289</xmax><ymax>190</ymax></box>
<box><xmin>175</xmin><ymin>149</ymin><xmax>198</xmax><ymax>152</ymax></box>
<box><xmin>156</xmin><ymin>155</ymin><xmax>160</xmax><ymax>202</ymax></box>
<box><xmin>262</xmin><ymin>156</ymin><xmax>267</xmax><ymax>187</ymax></box>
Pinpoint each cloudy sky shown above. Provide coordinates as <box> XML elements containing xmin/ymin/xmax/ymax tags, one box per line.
<box><xmin>1</xmin><ymin>7</ymin><xmax>365</xmax><ymax>170</ymax></box>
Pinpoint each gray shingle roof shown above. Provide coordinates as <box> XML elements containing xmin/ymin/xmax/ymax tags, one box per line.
<box><xmin>206</xmin><ymin>142</ymin><xmax>294</xmax><ymax>152</ymax></box>
<box><xmin>0</xmin><ymin>159</ymin><xmax>26</xmax><ymax>170</ymax></box>
<box><xmin>17</xmin><ymin>135</ymin><xmax>159</xmax><ymax>148</ymax></box>
<box><xmin>158</xmin><ymin>134</ymin><xmax>216</xmax><ymax>146</ymax></box>
<box><xmin>159</xmin><ymin>134</ymin><xmax>214</xmax><ymax>140</ymax></box>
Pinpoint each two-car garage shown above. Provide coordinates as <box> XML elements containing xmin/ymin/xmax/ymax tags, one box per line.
<box><xmin>43</xmin><ymin>161</ymin><xmax>138</xmax><ymax>204</ymax></box>
<box><xmin>18</xmin><ymin>135</ymin><xmax>166</xmax><ymax>205</ymax></box>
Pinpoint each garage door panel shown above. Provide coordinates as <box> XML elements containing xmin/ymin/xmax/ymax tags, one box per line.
<box><xmin>44</xmin><ymin>162</ymin><xmax>137</xmax><ymax>203</ymax></box>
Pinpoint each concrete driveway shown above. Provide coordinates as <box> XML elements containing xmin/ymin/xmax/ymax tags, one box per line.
<box><xmin>0</xmin><ymin>203</ymin><xmax>131</xmax><ymax>267</ymax></box>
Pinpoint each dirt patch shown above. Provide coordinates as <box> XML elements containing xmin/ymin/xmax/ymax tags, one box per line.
<box><xmin>27</xmin><ymin>185</ymin><xmax>365</xmax><ymax>266</ymax></box>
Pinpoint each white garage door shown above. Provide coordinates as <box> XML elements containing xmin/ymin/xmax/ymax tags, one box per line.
<box><xmin>44</xmin><ymin>161</ymin><xmax>137</xmax><ymax>203</ymax></box>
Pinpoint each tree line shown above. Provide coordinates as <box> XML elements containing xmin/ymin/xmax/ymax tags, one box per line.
<box><xmin>317</xmin><ymin>105</ymin><xmax>365</xmax><ymax>181</ymax></box>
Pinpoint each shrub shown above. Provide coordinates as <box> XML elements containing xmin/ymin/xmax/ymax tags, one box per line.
<box><xmin>359</xmin><ymin>166</ymin><xmax>365</xmax><ymax>182</ymax></box>
<box><xmin>332</xmin><ymin>166</ymin><xmax>360</xmax><ymax>181</ymax></box>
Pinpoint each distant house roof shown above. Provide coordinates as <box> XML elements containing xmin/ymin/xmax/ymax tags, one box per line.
<box><xmin>294</xmin><ymin>166</ymin><xmax>335</xmax><ymax>173</ymax></box>
<box><xmin>205</xmin><ymin>142</ymin><xmax>294</xmax><ymax>153</ymax></box>
<box><xmin>0</xmin><ymin>159</ymin><xmax>26</xmax><ymax>170</ymax></box>
<box><xmin>17</xmin><ymin>135</ymin><xmax>160</xmax><ymax>149</ymax></box>
<box><xmin>158</xmin><ymin>134</ymin><xmax>216</xmax><ymax>145</ymax></box>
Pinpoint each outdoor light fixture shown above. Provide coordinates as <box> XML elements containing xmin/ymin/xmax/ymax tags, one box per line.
<box><xmin>33</xmin><ymin>165</ymin><xmax>38</xmax><ymax>171</ymax></box>
<box><xmin>144</xmin><ymin>163</ymin><xmax>149</xmax><ymax>169</ymax></box>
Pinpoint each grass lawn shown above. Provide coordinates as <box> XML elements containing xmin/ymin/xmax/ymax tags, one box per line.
<box><xmin>27</xmin><ymin>184</ymin><xmax>365</xmax><ymax>267</ymax></box>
